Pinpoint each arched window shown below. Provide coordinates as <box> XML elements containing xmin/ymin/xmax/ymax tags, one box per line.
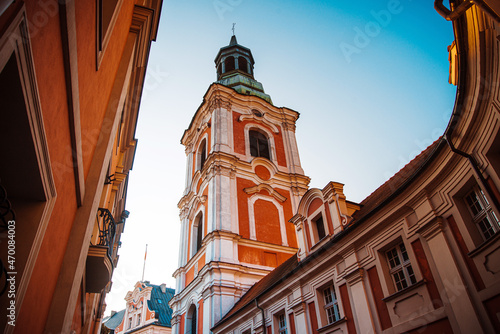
<box><xmin>249</xmin><ymin>130</ymin><xmax>270</xmax><ymax>160</ymax></box>
<box><xmin>238</xmin><ymin>56</ymin><xmax>248</xmax><ymax>74</ymax></box>
<box><xmin>224</xmin><ymin>56</ymin><xmax>235</xmax><ymax>72</ymax></box>
<box><xmin>197</xmin><ymin>139</ymin><xmax>207</xmax><ymax>171</ymax></box>
<box><xmin>192</xmin><ymin>212</ymin><xmax>203</xmax><ymax>256</ymax></box>
<box><xmin>313</xmin><ymin>214</ymin><xmax>326</xmax><ymax>241</ymax></box>
<box><xmin>186</xmin><ymin>304</ymin><xmax>197</xmax><ymax>334</ymax></box>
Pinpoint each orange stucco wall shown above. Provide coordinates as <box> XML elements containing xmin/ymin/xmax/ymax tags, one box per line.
<box><xmin>238</xmin><ymin>245</ymin><xmax>291</xmax><ymax>267</ymax></box>
<box><xmin>4</xmin><ymin>1</ymin><xmax>140</xmax><ymax>331</ymax></box>
<box><xmin>255</xmin><ymin>165</ymin><xmax>271</xmax><ymax>180</ymax></box>
<box><xmin>116</xmin><ymin>317</ymin><xmax>124</xmax><ymax>332</ymax></box>
<box><xmin>185</xmin><ymin>252</ymin><xmax>205</xmax><ymax>288</ymax></box>
<box><xmin>146</xmin><ymin>298</ymin><xmax>155</xmax><ymax>321</ymax></box>
<box><xmin>232</xmin><ymin>112</ymin><xmax>287</xmax><ymax>167</ymax></box>
<box><xmin>198</xmin><ymin>254</ymin><xmax>206</xmax><ymax>273</ymax></box>
<box><xmin>76</xmin><ymin>0</ymin><xmax>135</xmax><ymax>181</ymax></box>
<box><xmin>254</xmin><ymin>199</ymin><xmax>281</xmax><ymax>245</ymax></box>
<box><xmin>185</xmin><ymin>266</ymin><xmax>195</xmax><ymax>288</ymax></box>
<box><xmin>12</xmin><ymin>0</ymin><xmax>78</xmax><ymax>330</ymax></box>
<box><xmin>324</xmin><ymin>203</ymin><xmax>334</xmax><ymax>235</ymax></box>
<box><xmin>307</xmin><ymin>198</ymin><xmax>322</xmax><ymax>216</ymax></box>
<box><xmin>179</xmin><ymin>313</ymin><xmax>185</xmax><ymax>334</ymax></box>
<box><xmin>236</xmin><ymin>177</ymin><xmax>297</xmax><ymax>247</ymax></box>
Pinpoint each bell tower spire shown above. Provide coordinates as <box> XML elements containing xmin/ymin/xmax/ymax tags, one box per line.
<box><xmin>214</xmin><ymin>35</ymin><xmax>272</xmax><ymax>103</ymax></box>
<box><xmin>170</xmin><ymin>37</ymin><xmax>310</xmax><ymax>334</ymax></box>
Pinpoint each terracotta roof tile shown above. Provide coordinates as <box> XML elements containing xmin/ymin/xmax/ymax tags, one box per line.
<box><xmin>352</xmin><ymin>137</ymin><xmax>444</xmax><ymax>222</ymax></box>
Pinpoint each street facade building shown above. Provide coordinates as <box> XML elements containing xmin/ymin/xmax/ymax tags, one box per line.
<box><xmin>169</xmin><ymin>35</ymin><xmax>311</xmax><ymax>334</ymax></box>
<box><xmin>113</xmin><ymin>281</ymin><xmax>174</xmax><ymax>334</ymax></box>
<box><xmin>211</xmin><ymin>1</ymin><xmax>500</xmax><ymax>334</ymax></box>
<box><xmin>0</xmin><ymin>1</ymin><xmax>162</xmax><ymax>333</ymax></box>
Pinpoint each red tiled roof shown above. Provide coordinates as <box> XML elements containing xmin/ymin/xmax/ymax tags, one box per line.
<box><xmin>213</xmin><ymin>137</ymin><xmax>445</xmax><ymax>329</ymax></box>
<box><xmin>352</xmin><ymin>137</ymin><xmax>444</xmax><ymax>222</ymax></box>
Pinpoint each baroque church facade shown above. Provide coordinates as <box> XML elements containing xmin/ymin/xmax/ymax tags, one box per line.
<box><xmin>171</xmin><ymin>1</ymin><xmax>500</xmax><ymax>333</ymax></box>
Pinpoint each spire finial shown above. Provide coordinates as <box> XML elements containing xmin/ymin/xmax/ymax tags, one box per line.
<box><xmin>232</xmin><ymin>23</ymin><xmax>236</xmax><ymax>36</ymax></box>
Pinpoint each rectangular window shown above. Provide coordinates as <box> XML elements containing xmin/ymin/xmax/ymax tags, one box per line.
<box><xmin>313</xmin><ymin>215</ymin><xmax>326</xmax><ymax>241</ymax></box>
<box><xmin>249</xmin><ymin>130</ymin><xmax>270</xmax><ymax>160</ymax></box>
<box><xmin>323</xmin><ymin>286</ymin><xmax>340</xmax><ymax>324</ymax></box>
<box><xmin>386</xmin><ymin>243</ymin><xmax>417</xmax><ymax>291</ymax></box>
<box><xmin>465</xmin><ymin>188</ymin><xmax>500</xmax><ymax>240</ymax></box>
<box><xmin>278</xmin><ymin>313</ymin><xmax>287</xmax><ymax>334</ymax></box>
<box><xmin>128</xmin><ymin>317</ymin><xmax>132</xmax><ymax>329</ymax></box>
<box><xmin>137</xmin><ymin>313</ymin><xmax>141</xmax><ymax>326</ymax></box>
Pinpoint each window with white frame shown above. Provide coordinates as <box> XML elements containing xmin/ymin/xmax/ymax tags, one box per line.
<box><xmin>313</xmin><ymin>214</ymin><xmax>326</xmax><ymax>241</ymax></box>
<box><xmin>137</xmin><ymin>313</ymin><xmax>141</xmax><ymax>326</ymax></box>
<box><xmin>191</xmin><ymin>212</ymin><xmax>203</xmax><ymax>257</ymax></box>
<box><xmin>322</xmin><ymin>285</ymin><xmax>340</xmax><ymax>324</ymax></box>
<box><xmin>197</xmin><ymin>139</ymin><xmax>207</xmax><ymax>171</ymax></box>
<box><xmin>249</xmin><ymin>130</ymin><xmax>270</xmax><ymax>160</ymax></box>
<box><xmin>277</xmin><ymin>313</ymin><xmax>287</xmax><ymax>334</ymax></box>
<box><xmin>386</xmin><ymin>243</ymin><xmax>417</xmax><ymax>291</ymax></box>
<box><xmin>465</xmin><ymin>187</ymin><xmax>500</xmax><ymax>240</ymax></box>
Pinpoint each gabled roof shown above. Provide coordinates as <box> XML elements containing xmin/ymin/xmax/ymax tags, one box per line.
<box><xmin>212</xmin><ymin>137</ymin><xmax>446</xmax><ymax>330</ymax></box>
<box><xmin>145</xmin><ymin>283</ymin><xmax>175</xmax><ymax>327</ymax></box>
<box><xmin>103</xmin><ymin>309</ymin><xmax>126</xmax><ymax>330</ymax></box>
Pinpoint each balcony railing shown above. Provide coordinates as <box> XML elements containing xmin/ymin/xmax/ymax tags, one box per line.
<box><xmin>92</xmin><ymin>208</ymin><xmax>117</xmax><ymax>260</ymax></box>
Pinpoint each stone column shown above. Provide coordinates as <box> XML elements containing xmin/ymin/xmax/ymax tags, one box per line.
<box><xmin>291</xmin><ymin>302</ymin><xmax>310</xmax><ymax>334</ymax></box>
<box><xmin>345</xmin><ymin>268</ymin><xmax>376</xmax><ymax>334</ymax></box>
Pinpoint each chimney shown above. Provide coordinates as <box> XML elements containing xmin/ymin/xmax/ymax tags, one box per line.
<box><xmin>160</xmin><ymin>283</ymin><xmax>166</xmax><ymax>293</ymax></box>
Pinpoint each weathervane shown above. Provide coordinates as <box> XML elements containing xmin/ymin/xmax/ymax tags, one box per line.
<box><xmin>232</xmin><ymin>23</ymin><xmax>236</xmax><ymax>36</ymax></box>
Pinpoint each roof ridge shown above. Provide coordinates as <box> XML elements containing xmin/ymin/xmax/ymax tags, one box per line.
<box><xmin>359</xmin><ymin>136</ymin><xmax>443</xmax><ymax>207</ymax></box>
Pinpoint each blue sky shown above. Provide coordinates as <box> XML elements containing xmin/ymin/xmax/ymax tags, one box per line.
<box><xmin>104</xmin><ymin>0</ymin><xmax>456</xmax><ymax>314</ymax></box>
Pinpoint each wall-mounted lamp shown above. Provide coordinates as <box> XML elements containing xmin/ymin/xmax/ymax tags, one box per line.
<box><xmin>117</xmin><ymin>210</ymin><xmax>130</xmax><ymax>224</ymax></box>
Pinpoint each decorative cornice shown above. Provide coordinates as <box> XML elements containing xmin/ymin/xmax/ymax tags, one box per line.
<box><xmin>344</xmin><ymin>268</ymin><xmax>364</xmax><ymax>285</ymax></box>
<box><xmin>238</xmin><ymin>113</ymin><xmax>280</xmax><ymax>133</ymax></box>
<box><xmin>208</xmin><ymin>94</ymin><xmax>232</xmax><ymax>111</ymax></box>
<box><xmin>289</xmin><ymin>213</ymin><xmax>306</xmax><ymax>226</ymax></box>
<box><xmin>417</xmin><ymin>216</ymin><xmax>445</xmax><ymax>241</ymax></box>
<box><xmin>243</xmin><ymin>183</ymin><xmax>287</xmax><ymax>203</ymax></box>
<box><xmin>322</xmin><ymin>181</ymin><xmax>346</xmax><ymax>203</ymax></box>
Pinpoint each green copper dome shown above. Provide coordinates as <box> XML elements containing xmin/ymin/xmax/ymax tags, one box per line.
<box><xmin>214</xmin><ymin>35</ymin><xmax>272</xmax><ymax>104</ymax></box>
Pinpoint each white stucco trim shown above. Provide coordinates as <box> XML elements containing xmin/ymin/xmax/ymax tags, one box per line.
<box><xmin>244</xmin><ymin>123</ymin><xmax>277</xmax><ymax>164</ymax></box>
<box><xmin>247</xmin><ymin>194</ymin><xmax>288</xmax><ymax>246</ymax></box>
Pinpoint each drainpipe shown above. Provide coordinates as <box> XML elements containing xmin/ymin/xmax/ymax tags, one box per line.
<box><xmin>440</xmin><ymin>0</ymin><xmax>500</xmax><ymax>213</ymax></box>
<box><xmin>444</xmin><ymin>136</ymin><xmax>500</xmax><ymax>213</ymax></box>
<box><xmin>435</xmin><ymin>0</ymin><xmax>500</xmax><ymax>23</ymax></box>
<box><xmin>255</xmin><ymin>299</ymin><xmax>266</xmax><ymax>334</ymax></box>
<box><xmin>434</xmin><ymin>0</ymin><xmax>473</xmax><ymax>21</ymax></box>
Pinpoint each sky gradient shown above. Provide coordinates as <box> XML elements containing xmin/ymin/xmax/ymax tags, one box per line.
<box><xmin>103</xmin><ymin>0</ymin><xmax>456</xmax><ymax>315</ymax></box>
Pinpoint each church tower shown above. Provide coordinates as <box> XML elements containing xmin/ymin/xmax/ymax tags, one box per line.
<box><xmin>170</xmin><ymin>35</ymin><xmax>310</xmax><ymax>334</ymax></box>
